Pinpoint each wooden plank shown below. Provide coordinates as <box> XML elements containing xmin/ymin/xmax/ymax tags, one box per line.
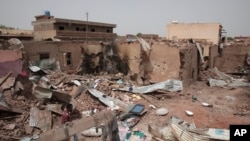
<box><xmin>37</xmin><ymin>110</ymin><xmax>115</xmax><ymax>141</ymax></box>
<box><xmin>0</xmin><ymin>72</ymin><xmax>12</xmax><ymax>86</ymax></box>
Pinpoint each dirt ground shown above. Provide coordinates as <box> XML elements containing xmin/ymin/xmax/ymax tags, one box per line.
<box><xmin>135</xmin><ymin>80</ymin><xmax>250</xmax><ymax>131</ymax></box>
<box><xmin>1</xmin><ymin>74</ymin><xmax>250</xmax><ymax>141</ymax></box>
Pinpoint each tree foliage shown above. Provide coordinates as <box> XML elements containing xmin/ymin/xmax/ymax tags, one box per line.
<box><xmin>0</xmin><ymin>24</ymin><xmax>15</xmax><ymax>29</ymax></box>
<box><xmin>136</xmin><ymin>33</ymin><xmax>142</xmax><ymax>37</ymax></box>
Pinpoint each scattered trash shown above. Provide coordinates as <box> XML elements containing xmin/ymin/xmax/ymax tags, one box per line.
<box><xmin>208</xmin><ymin>68</ymin><xmax>250</xmax><ymax>87</ymax></box>
<box><xmin>156</xmin><ymin>108</ymin><xmax>169</xmax><ymax>116</ymax></box>
<box><xmin>129</xmin><ymin>104</ymin><xmax>145</xmax><ymax>115</ymax></box>
<box><xmin>117</xmin><ymin>79</ymin><xmax>123</xmax><ymax>84</ymax></box>
<box><xmin>185</xmin><ymin>110</ymin><xmax>194</xmax><ymax>116</ymax></box>
<box><xmin>120</xmin><ymin>114</ymin><xmax>140</xmax><ymax>128</ymax></box>
<box><xmin>149</xmin><ymin>104</ymin><xmax>156</xmax><ymax>109</ymax></box>
<box><xmin>81</xmin><ymin>127</ymin><xmax>103</xmax><ymax>137</ymax></box>
<box><xmin>118</xmin><ymin>79</ymin><xmax>183</xmax><ymax>94</ymax></box>
<box><xmin>169</xmin><ymin>116</ymin><xmax>229</xmax><ymax>141</ymax></box>
<box><xmin>201</xmin><ymin>102</ymin><xmax>213</xmax><ymax>107</ymax></box>
<box><xmin>70</xmin><ymin>79</ymin><xmax>81</xmax><ymax>86</ymax></box>
<box><xmin>192</xmin><ymin>95</ymin><xmax>197</xmax><ymax>102</ymax></box>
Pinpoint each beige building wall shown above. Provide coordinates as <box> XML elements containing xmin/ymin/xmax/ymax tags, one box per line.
<box><xmin>23</xmin><ymin>41</ymin><xmax>82</xmax><ymax>71</ymax></box>
<box><xmin>33</xmin><ymin>30</ymin><xmax>56</xmax><ymax>41</ymax></box>
<box><xmin>0</xmin><ymin>29</ymin><xmax>33</xmax><ymax>35</ymax></box>
<box><xmin>167</xmin><ymin>23</ymin><xmax>221</xmax><ymax>44</ymax></box>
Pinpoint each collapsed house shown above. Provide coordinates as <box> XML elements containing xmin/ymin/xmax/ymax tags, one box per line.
<box><xmin>1</xmin><ymin>35</ymin><xmax>250</xmax><ymax>141</ymax></box>
<box><xmin>23</xmin><ymin>39</ymin><xmax>199</xmax><ymax>87</ymax></box>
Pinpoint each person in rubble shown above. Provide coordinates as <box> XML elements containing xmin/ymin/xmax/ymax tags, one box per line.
<box><xmin>61</xmin><ymin>104</ymin><xmax>72</xmax><ymax>124</ymax></box>
<box><xmin>61</xmin><ymin>104</ymin><xmax>79</xmax><ymax>141</ymax></box>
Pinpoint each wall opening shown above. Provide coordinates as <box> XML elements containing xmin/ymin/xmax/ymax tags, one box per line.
<box><xmin>59</xmin><ymin>26</ymin><xmax>64</xmax><ymax>30</ymax></box>
<box><xmin>64</xmin><ymin>52</ymin><xmax>72</xmax><ymax>66</ymax></box>
<box><xmin>76</xmin><ymin>27</ymin><xmax>80</xmax><ymax>31</ymax></box>
<box><xmin>39</xmin><ymin>53</ymin><xmax>50</xmax><ymax>60</ymax></box>
<box><xmin>106</xmin><ymin>29</ymin><xmax>110</xmax><ymax>33</ymax></box>
<box><xmin>91</xmin><ymin>28</ymin><xmax>95</xmax><ymax>32</ymax></box>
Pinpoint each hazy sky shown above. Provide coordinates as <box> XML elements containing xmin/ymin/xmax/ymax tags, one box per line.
<box><xmin>0</xmin><ymin>0</ymin><xmax>249</xmax><ymax>37</ymax></box>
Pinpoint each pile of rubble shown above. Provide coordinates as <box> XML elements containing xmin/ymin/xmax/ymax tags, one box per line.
<box><xmin>3</xmin><ymin>38</ymin><xmax>249</xmax><ymax>141</ymax></box>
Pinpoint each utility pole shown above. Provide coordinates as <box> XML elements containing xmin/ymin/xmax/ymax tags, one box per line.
<box><xmin>85</xmin><ymin>12</ymin><xmax>88</xmax><ymax>44</ymax></box>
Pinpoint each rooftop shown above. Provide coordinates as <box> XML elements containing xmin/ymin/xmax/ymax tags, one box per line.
<box><xmin>32</xmin><ymin>15</ymin><xmax>116</xmax><ymax>28</ymax></box>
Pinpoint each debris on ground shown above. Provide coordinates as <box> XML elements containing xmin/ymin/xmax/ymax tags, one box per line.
<box><xmin>0</xmin><ymin>38</ymin><xmax>250</xmax><ymax>141</ymax></box>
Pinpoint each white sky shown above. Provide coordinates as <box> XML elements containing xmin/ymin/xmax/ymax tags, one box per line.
<box><xmin>0</xmin><ymin>0</ymin><xmax>249</xmax><ymax>37</ymax></box>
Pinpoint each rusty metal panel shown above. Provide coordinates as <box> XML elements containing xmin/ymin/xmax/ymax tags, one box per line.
<box><xmin>29</xmin><ymin>107</ymin><xmax>51</xmax><ymax>132</ymax></box>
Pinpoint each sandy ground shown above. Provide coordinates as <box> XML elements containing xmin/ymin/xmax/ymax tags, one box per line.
<box><xmin>135</xmin><ymin>81</ymin><xmax>250</xmax><ymax>131</ymax></box>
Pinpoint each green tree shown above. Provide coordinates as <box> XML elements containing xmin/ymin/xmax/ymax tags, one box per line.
<box><xmin>136</xmin><ymin>33</ymin><xmax>142</xmax><ymax>37</ymax></box>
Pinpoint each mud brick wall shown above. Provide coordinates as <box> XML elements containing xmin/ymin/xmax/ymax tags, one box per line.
<box><xmin>23</xmin><ymin>41</ymin><xmax>198</xmax><ymax>87</ymax></box>
<box><xmin>23</xmin><ymin>41</ymin><xmax>82</xmax><ymax>71</ymax></box>
<box><xmin>209</xmin><ymin>45</ymin><xmax>219</xmax><ymax>69</ymax></box>
<box><xmin>117</xmin><ymin>42</ymin><xmax>180</xmax><ymax>82</ymax></box>
<box><xmin>179</xmin><ymin>47</ymin><xmax>198</xmax><ymax>87</ymax></box>
<box><xmin>214</xmin><ymin>45</ymin><xmax>250</xmax><ymax>73</ymax></box>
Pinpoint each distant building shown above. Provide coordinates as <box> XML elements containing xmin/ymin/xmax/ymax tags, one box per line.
<box><xmin>234</xmin><ymin>36</ymin><xmax>250</xmax><ymax>42</ymax></box>
<box><xmin>126</xmin><ymin>34</ymin><xmax>137</xmax><ymax>42</ymax></box>
<box><xmin>140</xmin><ymin>34</ymin><xmax>159</xmax><ymax>40</ymax></box>
<box><xmin>32</xmin><ymin>14</ymin><xmax>117</xmax><ymax>41</ymax></box>
<box><xmin>167</xmin><ymin>22</ymin><xmax>223</xmax><ymax>45</ymax></box>
<box><xmin>0</xmin><ymin>29</ymin><xmax>33</xmax><ymax>40</ymax></box>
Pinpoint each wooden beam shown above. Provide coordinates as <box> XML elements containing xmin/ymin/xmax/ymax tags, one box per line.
<box><xmin>37</xmin><ymin>110</ymin><xmax>115</xmax><ymax>141</ymax></box>
<box><xmin>0</xmin><ymin>71</ymin><xmax>12</xmax><ymax>86</ymax></box>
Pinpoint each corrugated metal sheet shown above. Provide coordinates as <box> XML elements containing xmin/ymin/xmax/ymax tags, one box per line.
<box><xmin>29</xmin><ymin>107</ymin><xmax>51</xmax><ymax>132</ymax></box>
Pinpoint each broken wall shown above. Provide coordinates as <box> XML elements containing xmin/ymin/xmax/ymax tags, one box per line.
<box><xmin>23</xmin><ymin>41</ymin><xmax>198</xmax><ymax>87</ymax></box>
<box><xmin>148</xmin><ymin>43</ymin><xmax>180</xmax><ymax>82</ymax></box>
<box><xmin>0</xmin><ymin>50</ymin><xmax>23</xmax><ymax>77</ymax></box>
<box><xmin>23</xmin><ymin>41</ymin><xmax>82</xmax><ymax>71</ymax></box>
<box><xmin>214</xmin><ymin>45</ymin><xmax>250</xmax><ymax>73</ymax></box>
<box><xmin>209</xmin><ymin>45</ymin><xmax>219</xmax><ymax>69</ymax></box>
<box><xmin>179</xmin><ymin>47</ymin><xmax>198</xmax><ymax>87</ymax></box>
<box><xmin>117</xmin><ymin>42</ymin><xmax>181</xmax><ymax>82</ymax></box>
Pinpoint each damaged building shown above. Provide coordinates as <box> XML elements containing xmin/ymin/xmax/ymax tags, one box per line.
<box><xmin>1</xmin><ymin>12</ymin><xmax>250</xmax><ymax>140</ymax></box>
<box><xmin>167</xmin><ymin>22</ymin><xmax>226</xmax><ymax>57</ymax></box>
<box><xmin>32</xmin><ymin>12</ymin><xmax>117</xmax><ymax>41</ymax></box>
<box><xmin>1</xmin><ymin>34</ymin><xmax>250</xmax><ymax>141</ymax></box>
<box><xmin>23</xmin><ymin>39</ymin><xmax>199</xmax><ymax>87</ymax></box>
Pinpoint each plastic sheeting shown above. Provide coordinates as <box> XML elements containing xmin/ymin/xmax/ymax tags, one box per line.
<box><xmin>118</xmin><ymin>80</ymin><xmax>183</xmax><ymax>94</ymax></box>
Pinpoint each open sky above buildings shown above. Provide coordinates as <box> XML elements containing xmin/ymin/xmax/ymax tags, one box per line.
<box><xmin>0</xmin><ymin>0</ymin><xmax>249</xmax><ymax>37</ymax></box>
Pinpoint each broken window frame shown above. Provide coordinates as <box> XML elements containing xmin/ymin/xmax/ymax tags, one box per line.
<box><xmin>63</xmin><ymin>52</ymin><xmax>72</xmax><ymax>66</ymax></box>
<box><xmin>58</xmin><ymin>26</ymin><xmax>64</xmax><ymax>30</ymax></box>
